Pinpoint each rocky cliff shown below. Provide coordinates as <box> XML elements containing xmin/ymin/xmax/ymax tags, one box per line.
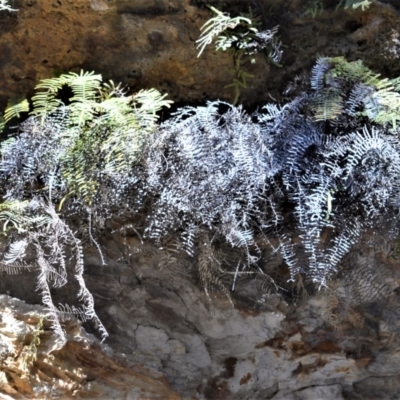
<box><xmin>2</xmin><ymin>231</ymin><xmax>400</xmax><ymax>399</ymax></box>
<box><xmin>1</xmin><ymin>0</ymin><xmax>400</xmax><ymax>107</ymax></box>
<box><xmin>1</xmin><ymin>0</ymin><xmax>400</xmax><ymax>399</ymax></box>
<box><xmin>0</xmin><ymin>295</ymin><xmax>182</xmax><ymax>399</ymax></box>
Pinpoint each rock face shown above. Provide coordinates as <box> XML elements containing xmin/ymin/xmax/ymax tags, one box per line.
<box><xmin>0</xmin><ymin>294</ymin><xmax>182</xmax><ymax>399</ymax></box>
<box><xmin>0</xmin><ymin>0</ymin><xmax>272</xmax><ymax>108</ymax></box>
<box><xmin>2</xmin><ymin>0</ymin><xmax>400</xmax><ymax>399</ymax></box>
<box><xmin>2</xmin><ymin>232</ymin><xmax>400</xmax><ymax>399</ymax></box>
<box><xmin>1</xmin><ymin>0</ymin><xmax>400</xmax><ymax>108</ymax></box>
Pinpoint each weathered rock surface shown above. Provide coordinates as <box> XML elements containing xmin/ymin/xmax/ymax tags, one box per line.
<box><xmin>2</xmin><ymin>0</ymin><xmax>400</xmax><ymax>399</ymax></box>
<box><xmin>0</xmin><ymin>0</ymin><xmax>400</xmax><ymax>108</ymax></box>
<box><xmin>0</xmin><ymin>0</ymin><xmax>271</xmax><ymax>108</ymax></box>
<box><xmin>3</xmin><ymin>232</ymin><xmax>400</xmax><ymax>399</ymax></box>
<box><xmin>0</xmin><ymin>294</ymin><xmax>181</xmax><ymax>399</ymax></box>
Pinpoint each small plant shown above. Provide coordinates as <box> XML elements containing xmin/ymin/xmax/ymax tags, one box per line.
<box><xmin>306</xmin><ymin>0</ymin><xmax>324</xmax><ymax>18</ymax></box>
<box><xmin>21</xmin><ymin>316</ymin><xmax>44</xmax><ymax>371</ymax></box>
<box><xmin>196</xmin><ymin>6</ymin><xmax>282</xmax><ymax>104</ymax></box>
<box><xmin>336</xmin><ymin>0</ymin><xmax>372</xmax><ymax>11</ymax></box>
<box><xmin>346</xmin><ymin>0</ymin><xmax>372</xmax><ymax>10</ymax></box>
<box><xmin>196</xmin><ymin>6</ymin><xmax>256</xmax><ymax>57</ymax></box>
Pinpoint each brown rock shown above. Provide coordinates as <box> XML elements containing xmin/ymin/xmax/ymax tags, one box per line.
<box><xmin>0</xmin><ymin>295</ymin><xmax>181</xmax><ymax>399</ymax></box>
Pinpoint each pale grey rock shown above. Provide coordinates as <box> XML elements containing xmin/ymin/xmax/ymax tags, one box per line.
<box><xmin>273</xmin><ymin>384</ymin><xmax>344</xmax><ymax>400</ymax></box>
<box><xmin>0</xmin><ymin>394</ymin><xmax>14</xmax><ymax>400</ymax></box>
<box><xmin>136</xmin><ymin>325</ymin><xmax>171</xmax><ymax>356</ymax></box>
<box><xmin>6</xmin><ymin>234</ymin><xmax>400</xmax><ymax>399</ymax></box>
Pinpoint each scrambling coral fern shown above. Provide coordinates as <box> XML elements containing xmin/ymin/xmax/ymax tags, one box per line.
<box><xmin>2</xmin><ymin>57</ymin><xmax>400</xmax><ymax>339</ymax></box>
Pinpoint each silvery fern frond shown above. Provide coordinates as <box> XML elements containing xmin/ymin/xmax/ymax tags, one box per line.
<box><xmin>0</xmin><ymin>0</ymin><xmax>17</xmax><ymax>12</ymax></box>
<box><xmin>344</xmin><ymin>0</ymin><xmax>372</xmax><ymax>10</ymax></box>
<box><xmin>196</xmin><ymin>7</ymin><xmax>253</xmax><ymax>57</ymax></box>
<box><xmin>4</xmin><ymin>239</ymin><xmax>28</xmax><ymax>265</ymax></box>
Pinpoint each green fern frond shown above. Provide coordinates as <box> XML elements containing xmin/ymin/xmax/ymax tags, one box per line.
<box><xmin>389</xmin><ymin>77</ymin><xmax>400</xmax><ymax>92</ymax></box>
<box><xmin>3</xmin><ymin>96</ymin><xmax>29</xmax><ymax>124</ymax></box>
<box><xmin>14</xmin><ymin>70</ymin><xmax>173</xmax><ymax>199</ymax></box>
<box><xmin>313</xmin><ymin>57</ymin><xmax>400</xmax><ymax>129</ymax></box>
<box><xmin>32</xmin><ymin>71</ymin><xmax>102</xmax><ymax>126</ymax></box>
<box><xmin>66</xmin><ymin>70</ymin><xmax>101</xmax><ymax>102</ymax></box>
<box><xmin>0</xmin><ymin>200</ymin><xmax>51</xmax><ymax>234</ymax></box>
<box><xmin>328</xmin><ymin>57</ymin><xmax>380</xmax><ymax>86</ymax></box>
<box><xmin>64</xmin><ymin>71</ymin><xmax>102</xmax><ymax>127</ymax></box>
<box><xmin>70</xmin><ymin>99</ymin><xmax>98</xmax><ymax>127</ymax></box>
<box><xmin>97</xmin><ymin>97</ymin><xmax>138</xmax><ymax>128</ymax></box>
<box><xmin>365</xmin><ymin>89</ymin><xmax>400</xmax><ymax>129</ymax></box>
<box><xmin>313</xmin><ymin>91</ymin><xmax>343</xmax><ymax>121</ymax></box>
<box><xmin>100</xmin><ymin>89</ymin><xmax>171</xmax><ymax>174</ymax></box>
<box><xmin>61</xmin><ymin>130</ymin><xmax>100</xmax><ymax>205</ymax></box>
<box><xmin>101</xmin><ymin>80</ymin><xmax>127</xmax><ymax>99</ymax></box>
<box><xmin>61</xmin><ymin>169</ymin><xmax>99</xmax><ymax>206</ymax></box>
<box><xmin>102</xmin><ymin>127</ymin><xmax>144</xmax><ymax>173</ymax></box>
<box><xmin>133</xmin><ymin>88</ymin><xmax>173</xmax><ymax>127</ymax></box>
<box><xmin>32</xmin><ymin>76</ymin><xmax>67</xmax><ymax>124</ymax></box>
<box><xmin>328</xmin><ymin>57</ymin><xmax>395</xmax><ymax>92</ymax></box>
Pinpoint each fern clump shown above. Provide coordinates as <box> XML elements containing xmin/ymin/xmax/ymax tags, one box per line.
<box><xmin>2</xmin><ymin>57</ymin><xmax>400</xmax><ymax>339</ymax></box>
<box><xmin>139</xmin><ymin>96</ymin><xmax>400</xmax><ymax>289</ymax></box>
<box><xmin>138</xmin><ymin>57</ymin><xmax>400</xmax><ymax>290</ymax></box>
<box><xmin>196</xmin><ymin>6</ymin><xmax>282</xmax><ymax>104</ymax></box>
<box><xmin>0</xmin><ymin>72</ymin><xmax>172</xmax><ymax>341</ymax></box>
<box><xmin>2</xmin><ymin>71</ymin><xmax>172</xmax><ymax>205</ymax></box>
<box><xmin>0</xmin><ymin>198</ymin><xmax>107</xmax><ymax>342</ymax></box>
<box><xmin>309</xmin><ymin>57</ymin><xmax>400</xmax><ymax>130</ymax></box>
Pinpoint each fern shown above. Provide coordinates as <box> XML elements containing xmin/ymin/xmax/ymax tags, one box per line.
<box><xmin>0</xmin><ymin>200</ymin><xmax>52</xmax><ymax>234</ymax></box>
<box><xmin>0</xmin><ymin>261</ymin><xmax>33</xmax><ymax>275</ymax></box>
<box><xmin>344</xmin><ymin>0</ymin><xmax>372</xmax><ymax>10</ymax></box>
<box><xmin>32</xmin><ymin>71</ymin><xmax>102</xmax><ymax>126</ymax></box>
<box><xmin>197</xmin><ymin>234</ymin><xmax>233</xmax><ymax>304</ymax></box>
<box><xmin>2</xmin><ymin>199</ymin><xmax>108</xmax><ymax>341</ymax></box>
<box><xmin>3</xmin><ymin>58</ymin><xmax>400</xmax><ymax>340</ymax></box>
<box><xmin>4</xmin><ymin>239</ymin><xmax>28</xmax><ymax>264</ymax></box>
<box><xmin>309</xmin><ymin>57</ymin><xmax>400</xmax><ymax>129</ymax></box>
<box><xmin>312</xmin><ymin>91</ymin><xmax>343</xmax><ymax>121</ymax></box>
<box><xmin>196</xmin><ymin>7</ymin><xmax>281</xmax><ymax>104</ymax></box>
<box><xmin>138</xmin><ymin>59</ymin><xmax>400</xmax><ymax>288</ymax></box>
<box><xmin>0</xmin><ymin>0</ymin><xmax>17</xmax><ymax>11</ymax></box>
<box><xmin>61</xmin><ymin>127</ymin><xmax>101</xmax><ymax>205</ymax></box>
<box><xmin>56</xmin><ymin>304</ymin><xmax>88</xmax><ymax>322</ymax></box>
<box><xmin>67</xmin><ymin>71</ymin><xmax>102</xmax><ymax>126</ymax></box>
<box><xmin>31</xmin><ymin>76</ymin><xmax>68</xmax><ymax>124</ymax></box>
<box><xmin>0</xmin><ymin>69</ymin><xmax>174</xmax><ymax>341</ymax></box>
<box><xmin>196</xmin><ymin>6</ymin><xmax>254</xmax><ymax>57</ymax></box>
<box><xmin>3</xmin><ymin>96</ymin><xmax>29</xmax><ymax>124</ymax></box>
<box><xmin>9</xmin><ymin>71</ymin><xmax>172</xmax><ymax>205</ymax></box>
<box><xmin>101</xmin><ymin>88</ymin><xmax>172</xmax><ymax>173</ymax></box>
<box><xmin>365</xmin><ymin>89</ymin><xmax>400</xmax><ymax>129</ymax></box>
